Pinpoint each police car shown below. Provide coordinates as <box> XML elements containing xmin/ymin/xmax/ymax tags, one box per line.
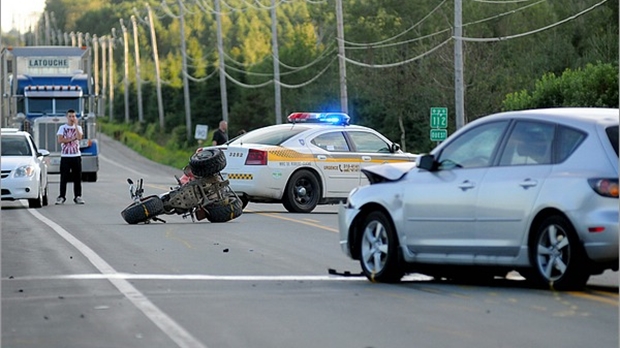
<box><xmin>202</xmin><ymin>112</ymin><xmax>417</xmax><ymax>213</ymax></box>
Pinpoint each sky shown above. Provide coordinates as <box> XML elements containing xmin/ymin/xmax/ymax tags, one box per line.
<box><xmin>1</xmin><ymin>0</ymin><xmax>46</xmax><ymax>33</ymax></box>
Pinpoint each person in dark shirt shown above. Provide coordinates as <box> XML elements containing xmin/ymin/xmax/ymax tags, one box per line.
<box><xmin>212</xmin><ymin>120</ymin><xmax>228</xmax><ymax>145</ymax></box>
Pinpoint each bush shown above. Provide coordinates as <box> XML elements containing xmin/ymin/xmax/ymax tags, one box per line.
<box><xmin>99</xmin><ymin>120</ymin><xmax>194</xmax><ymax>170</ymax></box>
<box><xmin>502</xmin><ymin>62</ymin><xmax>619</xmax><ymax>110</ymax></box>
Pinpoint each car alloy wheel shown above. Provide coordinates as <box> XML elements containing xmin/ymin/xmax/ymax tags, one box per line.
<box><xmin>359</xmin><ymin>211</ymin><xmax>403</xmax><ymax>283</ymax></box>
<box><xmin>530</xmin><ymin>215</ymin><xmax>589</xmax><ymax>290</ymax></box>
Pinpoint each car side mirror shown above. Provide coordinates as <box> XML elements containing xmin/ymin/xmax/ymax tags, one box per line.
<box><xmin>417</xmin><ymin>154</ymin><xmax>437</xmax><ymax>171</ymax></box>
<box><xmin>391</xmin><ymin>143</ymin><xmax>401</xmax><ymax>153</ymax></box>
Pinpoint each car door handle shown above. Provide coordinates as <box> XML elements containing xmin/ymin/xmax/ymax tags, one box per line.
<box><xmin>519</xmin><ymin>178</ymin><xmax>538</xmax><ymax>188</ymax></box>
<box><xmin>317</xmin><ymin>155</ymin><xmax>327</xmax><ymax>160</ymax></box>
<box><xmin>458</xmin><ymin>180</ymin><xmax>475</xmax><ymax>190</ymax></box>
<box><xmin>361</xmin><ymin>156</ymin><xmax>371</xmax><ymax>162</ymax></box>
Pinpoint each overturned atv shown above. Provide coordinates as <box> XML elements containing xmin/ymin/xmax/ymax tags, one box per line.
<box><xmin>121</xmin><ymin>148</ymin><xmax>243</xmax><ymax>224</ymax></box>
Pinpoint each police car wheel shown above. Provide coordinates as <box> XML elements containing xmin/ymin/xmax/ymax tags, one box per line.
<box><xmin>189</xmin><ymin>149</ymin><xmax>226</xmax><ymax>177</ymax></box>
<box><xmin>282</xmin><ymin>169</ymin><xmax>320</xmax><ymax>213</ymax></box>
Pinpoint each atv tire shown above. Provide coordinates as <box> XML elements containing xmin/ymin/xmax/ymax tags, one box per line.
<box><xmin>121</xmin><ymin>196</ymin><xmax>165</xmax><ymax>224</ymax></box>
<box><xmin>206</xmin><ymin>194</ymin><xmax>243</xmax><ymax>223</ymax></box>
<box><xmin>189</xmin><ymin>149</ymin><xmax>226</xmax><ymax>177</ymax></box>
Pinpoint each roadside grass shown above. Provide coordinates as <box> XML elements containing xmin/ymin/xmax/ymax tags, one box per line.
<box><xmin>99</xmin><ymin>120</ymin><xmax>196</xmax><ymax>170</ymax></box>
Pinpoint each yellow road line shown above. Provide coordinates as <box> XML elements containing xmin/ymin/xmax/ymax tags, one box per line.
<box><xmin>568</xmin><ymin>291</ymin><xmax>619</xmax><ymax>306</ymax></box>
<box><xmin>250</xmin><ymin>211</ymin><xmax>338</xmax><ymax>233</ymax></box>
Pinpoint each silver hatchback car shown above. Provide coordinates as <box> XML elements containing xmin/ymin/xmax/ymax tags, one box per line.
<box><xmin>339</xmin><ymin>108</ymin><xmax>618</xmax><ymax>290</ymax></box>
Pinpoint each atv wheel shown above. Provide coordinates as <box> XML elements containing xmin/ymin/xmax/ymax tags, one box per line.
<box><xmin>189</xmin><ymin>149</ymin><xmax>226</xmax><ymax>177</ymax></box>
<box><xmin>121</xmin><ymin>196</ymin><xmax>165</xmax><ymax>224</ymax></box>
<box><xmin>206</xmin><ymin>194</ymin><xmax>243</xmax><ymax>223</ymax></box>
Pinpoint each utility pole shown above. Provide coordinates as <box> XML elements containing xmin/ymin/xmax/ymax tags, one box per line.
<box><xmin>215</xmin><ymin>0</ymin><xmax>229</xmax><ymax>124</ymax></box>
<box><xmin>92</xmin><ymin>35</ymin><xmax>100</xmax><ymax>115</ymax></box>
<box><xmin>100</xmin><ymin>36</ymin><xmax>107</xmax><ymax>116</ymax></box>
<box><xmin>270</xmin><ymin>0</ymin><xmax>282</xmax><ymax>124</ymax></box>
<box><xmin>131</xmin><ymin>15</ymin><xmax>144</xmax><ymax>123</ymax></box>
<box><xmin>44</xmin><ymin>12</ymin><xmax>51</xmax><ymax>45</ymax></box>
<box><xmin>108</xmin><ymin>31</ymin><xmax>115</xmax><ymax>121</ymax></box>
<box><xmin>335</xmin><ymin>0</ymin><xmax>348</xmax><ymax>114</ymax></box>
<box><xmin>454</xmin><ymin>0</ymin><xmax>465</xmax><ymax>129</ymax></box>
<box><xmin>147</xmin><ymin>4</ymin><xmax>165</xmax><ymax>129</ymax></box>
<box><xmin>178</xmin><ymin>0</ymin><xmax>192</xmax><ymax>140</ymax></box>
<box><xmin>120</xmin><ymin>19</ymin><xmax>130</xmax><ymax>123</ymax></box>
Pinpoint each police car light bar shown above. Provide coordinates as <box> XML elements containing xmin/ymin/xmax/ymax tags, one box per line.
<box><xmin>287</xmin><ymin>112</ymin><xmax>350</xmax><ymax>126</ymax></box>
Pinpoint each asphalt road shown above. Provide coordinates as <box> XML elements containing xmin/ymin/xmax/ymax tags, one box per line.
<box><xmin>2</xmin><ymin>134</ymin><xmax>618</xmax><ymax>348</ymax></box>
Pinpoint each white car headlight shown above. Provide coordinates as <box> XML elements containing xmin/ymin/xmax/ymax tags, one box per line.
<box><xmin>14</xmin><ymin>165</ymin><xmax>36</xmax><ymax>178</ymax></box>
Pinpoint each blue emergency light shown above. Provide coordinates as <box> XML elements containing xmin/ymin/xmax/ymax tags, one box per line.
<box><xmin>287</xmin><ymin>112</ymin><xmax>350</xmax><ymax>126</ymax></box>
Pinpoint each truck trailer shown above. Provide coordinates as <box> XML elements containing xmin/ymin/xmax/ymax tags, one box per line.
<box><xmin>1</xmin><ymin>46</ymin><xmax>99</xmax><ymax>182</ymax></box>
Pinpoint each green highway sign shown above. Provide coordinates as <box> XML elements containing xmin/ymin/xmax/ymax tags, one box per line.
<box><xmin>430</xmin><ymin>129</ymin><xmax>447</xmax><ymax>142</ymax></box>
<box><xmin>430</xmin><ymin>107</ymin><xmax>448</xmax><ymax>129</ymax></box>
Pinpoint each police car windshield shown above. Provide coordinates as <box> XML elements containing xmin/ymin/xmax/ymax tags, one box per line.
<box><xmin>231</xmin><ymin>126</ymin><xmax>311</xmax><ymax>146</ymax></box>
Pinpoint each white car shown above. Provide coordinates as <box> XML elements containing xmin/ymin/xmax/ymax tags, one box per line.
<box><xmin>1</xmin><ymin>128</ymin><xmax>50</xmax><ymax>208</ymax></box>
<box><xmin>339</xmin><ymin>108</ymin><xmax>618</xmax><ymax>290</ymax></box>
<box><xmin>201</xmin><ymin>112</ymin><xmax>418</xmax><ymax>213</ymax></box>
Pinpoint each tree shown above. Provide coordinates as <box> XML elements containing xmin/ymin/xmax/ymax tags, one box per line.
<box><xmin>502</xmin><ymin>62</ymin><xmax>619</xmax><ymax>110</ymax></box>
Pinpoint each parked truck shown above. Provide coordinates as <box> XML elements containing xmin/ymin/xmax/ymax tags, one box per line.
<box><xmin>1</xmin><ymin>46</ymin><xmax>99</xmax><ymax>182</ymax></box>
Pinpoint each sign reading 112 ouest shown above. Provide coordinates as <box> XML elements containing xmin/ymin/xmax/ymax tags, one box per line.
<box><xmin>430</xmin><ymin>107</ymin><xmax>448</xmax><ymax>142</ymax></box>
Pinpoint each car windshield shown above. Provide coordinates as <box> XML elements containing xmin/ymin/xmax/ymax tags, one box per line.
<box><xmin>230</xmin><ymin>125</ymin><xmax>310</xmax><ymax>146</ymax></box>
<box><xmin>606</xmin><ymin>126</ymin><xmax>618</xmax><ymax>156</ymax></box>
<box><xmin>1</xmin><ymin>136</ymin><xmax>32</xmax><ymax>156</ymax></box>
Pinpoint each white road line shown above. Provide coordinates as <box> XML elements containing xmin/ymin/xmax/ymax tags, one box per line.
<box><xmin>25</xmin><ymin>205</ymin><xmax>207</xmax><ymax>348</ymax></box>
<box><xmin>99</xmin><ymin>154</ymin><xmax>149</xmax><ymax>177</ymax></box>
<box><xmin>6</xmin><ymin>274</ymin><xmax>370</xmax><ymax>281</ymax></box>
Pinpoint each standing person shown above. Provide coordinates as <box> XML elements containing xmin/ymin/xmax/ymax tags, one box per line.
<box><xmin>212</xmin><ymin>120</ymin><xmax>228</xmax><ymax>146</ymax></box>
<box><xmin>56</xmin><ymin>109</ymin><xmax>85</xmax><ymax>204</ymax></box>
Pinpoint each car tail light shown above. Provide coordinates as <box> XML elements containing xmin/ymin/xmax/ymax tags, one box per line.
<box><xmin>588</xmin><ymin>178</ymin><xmax>619</xmax><ymax>198</ymax></box>
<box><xmin>245</xmin><ymin>149</ymin><xmax>267</xmax><ymax>165</ymax></box>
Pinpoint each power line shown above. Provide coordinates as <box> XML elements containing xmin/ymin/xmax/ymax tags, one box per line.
<box><xmin>224</xmin><ymin>48</ymin><xmax>334</xmax><ymax>76</ymax></box>
<box><xmin>184</xmin><ymin>68</ymin><xmax>218</xmax><ymax>82</ymax></box>
<box><xmin>343</xmin><ymin>0</ymin><xmax>547</xmax><ymax>50</ymax></box>
<box><xmin>276</xmin><ymin>58</ymin><xmax>335</xmax><ymax>88</ymax></box>
<box><xmin>223</xmin><ymin>50</ymin><xmax>272</xmax><ymax>67</ymax></box>
<box><xmin>342</xmin><ymin>0</ymin><xmax>447</xmax><ymax>47</ymax></box>
<box><xmin>457</xmin><ymin>0</ymin><xmax>608</xmax><ymax>42</ymax></box>
<box><xmin>345</xmin><ymin>29</ymin><xmax>450</xmax><ymax>50</ymax></box>
<box><xmin>277</xmin><ymin>46</ymin><xmax>336</xmax><ymax>71</ymax></box>
<box><xmin>472</xmin><ymin>0</ymin><xmax>533</xmax><ymax>3</ymax></box>
<box><xmin>160</xmin><ymin>0</ymin><xmax>182</xmax><ymax>19</ymax></box>
<box><xmin>462</xmin><ymin>0</ymin><xmax>547</xmax><ymax>28</ymax></box>
<box><xmin>223</xmin><ymin>70</ymin><xmax>273</xmax><ymax>88</ymax></box>
<box><xmin>343</xmin><ymin>37</ymin><xmax>452</xmax><ymax>68</ymax></box>
<box><xmin>222</xmin><ymin>55</ymin><xmax>336</xmax><ymax>89</ymax></box>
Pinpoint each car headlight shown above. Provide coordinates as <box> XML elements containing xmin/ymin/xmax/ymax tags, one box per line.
<box><xmin>350</xmin><ymin>187</ymin><xmax>359</xmax><ymax>196</ymax></box>
<box><xmin>344</xmin><ymin>188</ymin><xmax>360</xmax><ymax>209</ymax></box>
<box><xmin>14</xmin><ymin>165</ymin><xmax>36</xmax><ymax>178</ymax></box>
